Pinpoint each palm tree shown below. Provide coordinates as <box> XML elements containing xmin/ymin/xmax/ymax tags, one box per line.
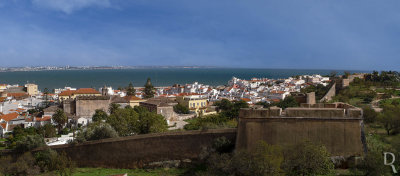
<box><xmin>52</xmin><ymin>109</ymin><xmax>67</xmax><ymax>134</ymax></box>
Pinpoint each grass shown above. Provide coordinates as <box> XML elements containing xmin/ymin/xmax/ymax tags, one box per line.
<box><xmin>71</xmin><ymin>167</ymin><xmax>187</xmax><ymax>176</ymax></box>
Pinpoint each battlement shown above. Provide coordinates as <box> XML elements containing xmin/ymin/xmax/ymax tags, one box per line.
<box><xmin>239</xmin><ymin>102</ymin><xmax>362</xmax><ymax>119</ymax></box>
<box><xmin>236</xmin><ymin>102</ymin><xmax>366</xmax><ymax>157</ymax></box>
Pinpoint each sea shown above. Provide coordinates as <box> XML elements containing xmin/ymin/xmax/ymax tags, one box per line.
<box><xmin>0</xmin><ymin>68</ymin><xmax>367</xmax><ymax>91</ymax></box>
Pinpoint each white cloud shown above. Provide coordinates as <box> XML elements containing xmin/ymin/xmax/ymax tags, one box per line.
<box><xmin>32</xmin><ymin>0</ymin><xmax>111</xmax><ymax>14</ymax></box>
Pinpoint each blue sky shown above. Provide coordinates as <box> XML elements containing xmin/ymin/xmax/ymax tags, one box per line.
<box><xmin>0</xmin><ymin>0</ymin><xmax>399</xmax><ymax>70</ymax></box>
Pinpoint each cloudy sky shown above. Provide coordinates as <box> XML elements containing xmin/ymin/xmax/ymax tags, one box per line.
<box><xmin>0</xmin><ymin>0</ymin><xmax>399</xmax><ymax>70</ymax></box>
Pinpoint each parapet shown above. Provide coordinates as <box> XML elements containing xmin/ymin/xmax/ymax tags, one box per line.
<box><xmin>239</xmin><ymin>107</ymin><xmax>281</xmax><ymax>118</ymax></box>
<box><xmin>239</xmin><ymin>102</ymin><xmax>362</xmax><ymax>119</ymax></box>
<box><xmin>76</xmin><ymin>96</ymin><xmax>110</xmax><ymax>100</ymax></box>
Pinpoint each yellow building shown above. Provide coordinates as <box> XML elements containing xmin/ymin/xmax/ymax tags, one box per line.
<box><xmin>25</xmin><ymin>84</ymin><xmax>38</xmax><ymax>96</ymax></box>
<box><xmin>0</xmin><ymin>84</ymin><xmax>7</xmax><ymax>92</ymax></box>
<box><xmin>125</xmin><ymin>96</ymin><xmax>146</xmax><ymax>107</ymax></box>
<box><xmin>176</xmin><ymin>94</ymin><xmax>208</xmax><ymax>116</ymax></box>
<box><xmin>58</xmin><ymin>88</ymin><xmax>101</xmax><ymax>101</ymax></box>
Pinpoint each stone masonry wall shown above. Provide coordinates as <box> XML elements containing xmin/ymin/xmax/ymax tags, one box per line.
<box><xmin>39</xmin><ymin>129</ymin><xmax>237</xmax><ymax>169</ymax></box>
<box><xmin>75</xmin><ymin>99</ymin><xmax>110</xmax><ymax>118</ymax></box>
<box><xmin>320</xmin><ymin>83</ymin><xmax>336</xmax><ymax>102</ymax></box>
<box><xmin>236</xmin><ymin>108</ymin><xmax>365</xmax><ymax>157</ymax></box>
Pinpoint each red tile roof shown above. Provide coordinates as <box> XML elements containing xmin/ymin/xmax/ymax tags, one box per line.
<box><xmin>59</xmin><ymin>88</ymin><xmax>100</xmax><ymax>96</ymax></box>
<box><xmin>0</xmin><ymin>97</ymin><xmax>6</xmax><ymax>102</ymax></box>
<box><xmin>177</xmin><ymin>93</ymin><xmax>200</xmax><ymax>96</ymax></box>
<box><xmin>36</xmin><ymin>116</ymin><xmax>51</xmax><ymax>122</ymax></box>
<box><xmin>241</xmin><ymin>98</ymin><xmax>251</xmax><ymax>102</ymax></box>
<box><xmin>0</xmin><ymin>123</ymin><xmax>6</xmax><ymax>129</ymax></box>
<box><xmin>7</xmin><ymin>93</ymin><xmax>28</xmax><ymax>97</ymax></box>
<box><xmin>0</xmin><ymin>112</ymin><xmax>19</xmax><ymax>122</ymax></box>
<box><xmin>125</xmin><ymin>96</ymin><xmax>143</xmax><ymax>101</ymax></box>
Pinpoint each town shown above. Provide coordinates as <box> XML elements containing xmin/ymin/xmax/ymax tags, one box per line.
<box><xmin>1</xmin><ymin>70</ymin><xmax>400</xmax><ymax>176</ymax></box>
<box><xmin>0</xmin><ymin>74</ymin><xmax>331</xmax><ymax>140</ymax></box>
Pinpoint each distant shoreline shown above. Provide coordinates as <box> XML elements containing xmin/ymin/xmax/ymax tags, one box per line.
<box><xmin>0</xmin><ymin>66</ymin><xmax>221</xmax><ymax>73</ymax></box>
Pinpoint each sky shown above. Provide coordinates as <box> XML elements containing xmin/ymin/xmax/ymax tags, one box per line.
<box><xmin>0</xmin><ymin>0</ymin><xmax>399</xmax><ymax>70</ymax></box>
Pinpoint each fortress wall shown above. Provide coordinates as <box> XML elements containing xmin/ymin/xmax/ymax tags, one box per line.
<box><xmin>320</xmin><ymin>83</ymin><xmax>336</xmax><ymax>102</ymax></box>
<box><xmin>236</xmin><ymin>117</ymin><xmax>364</xmax><ymax>157</ymax></box>
<box><xmin>41</xmin><ymin>129</ymin><xmax>237</xmax><ymax>169</ymax></box>
<box><xmin>285</xmin><ymin>108</ymin><xmax>345</xmax><ymax>118</ymax></box>
<box><xmin>75</xmin><ymin>99</ymin><xmax>110</xmax><ymax>118</ymax></box>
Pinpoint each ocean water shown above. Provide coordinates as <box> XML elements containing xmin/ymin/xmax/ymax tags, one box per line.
<box><xmin>0</xmin><ymin>68</ymin><xmax>366</xmax><ymax>91</ymax></box>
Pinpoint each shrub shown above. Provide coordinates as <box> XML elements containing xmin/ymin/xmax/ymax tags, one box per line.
<box><xmin>0</xmin><ymin>152</ymin><xmax>40</xmax><ymax>176</ymax></box>
<box><xmin>202</xmin><ymin>141</ymin><xmax>283</xmax><ymax>176</ymax></box>
<box><xmin>173</xmin><ymin>104</ymin><xmax>190</xmax><ymax>114</ymax></box>
<box><xmin>282</xmin><ymin>141</ymin><xmax>334</xmax><ymax>176</ymax></box>
<box><xmin>15</xmin><ymin>135</ymin><xmax>45</xmax><ymax>153</ymax></box>
<box><xmin>212</xmin><ymin>137</ymin><xmax>234</xmax><ymax>154</ymax></box>
<box><xmin>35</xmin><ymin>149</ymin><xmax>76</xmax><ymax>176</ymax></box>
<box><xmin>363</xmin><ymin>106</ymin><xmax>378</xmax><ymax>123</ymax></box>
<box><xmin>75</xmin><ymin>122</ymin><xmax>118</xmax><ymax>143</ymax></box>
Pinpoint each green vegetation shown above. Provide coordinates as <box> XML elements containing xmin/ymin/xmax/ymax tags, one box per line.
<box><xmin>0</xmin><ymin>149</ymin><xmax>76</xmax><ymax>176</ymax></box>
<box><xmin>214</xmin><ymin>99</ymin><xmax>249</xmax><ymax>119</ymax></box>
<box><xmin>184</xmin><ymin>100</ymin><xmax>248</xmax><ymax>130</ymax></box>
<box><xmin>15</xmin><ymin>134</ymin><xmax>46</xmax><ymax>153</ymax></box>
<box><xmin>282</xmin><ymin>141</ymin><xmax>334</xmax><ymax>176</ymax></box>
<box><xmin>92</xmin><ymin>109</ymin><xmax>108</xmax><ymax>122</ymax></box>
<box><xmin>192</xmin><ymin>138</ymin><xmax>333</xmax><ymax>176</ymax></box>
<box><xmin>379</xmin><ymin>98</ymin><xmax>400</xmax><ymax>108</ymax></box>
<box><xmin>332</xmin><ymin>71</ymin><xmax>400</xmax><ymax>107</ymax></box>
<box><xmin>126</xmin><ymin>82</ymin><xmax>136</xmax><ymax>96</ymax></box>
<box><xmin>52</xmin><ymin>109</ymin><xmax>68</xmax><ymax>134</ymax></box>
<box><xmin>332</xmin><ymin>78</ymin><xmax>376</xmax><ymax>106</ymax></box>
<box><xmin>173</xmin><ymin>103</ymin><xmax>190</xmax><ymax>114</ymax></box>
<box><xmin>144</xmin><ymin>77</ymin><xmax>155</xmax><ymax>98</ymax></box>
<box><xmin>5</xmin><ymin>126</ymin><xmax>48</xmax><ymax>150</ymax></box>
<box><xmin>301</xmin><ymin>83</ymin><xmax>332</xmax><ymax>100</ymax></box>
<box><xmin>184</xmin><ymin>114</ymin><xmax>237</xmax><ymax>130</ymax></box>
<box><xmin>75</xmin><ymin>105</ymin><xmax>167</xmax><ymax>142</ymax></box>
<box><xmin>69</xmin><ymin>167</ymin><xmax>186</xmax><ymax>176</ymax></box>
<box><xmin>74</xmin><ymin>122</ymin><xmax>119</xmax><ymax>143</ymax></box>
<box><xmin>362</xmin><ymin>106</ymin><xmax>378</xmax><ymax>124</ymax></box>
<box><xmin>256</xmin><ymin>96</ymin><xmax>299</xmax><ymax>109</ymax></box>
<box><xmin>275</xmin><ymin>96</ymin><xmax>299</xmax><ymax>109</ymax></box>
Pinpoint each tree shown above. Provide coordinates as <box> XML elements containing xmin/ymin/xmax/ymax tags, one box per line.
<box><xmin>52</xmin><ymin>109</ymin><xmax>68</xmax><ymax>134</ymax></box>
<box><xmin>43</xmin><ymin>88</ymin><xmax>50</xmax><ymax>107</ymax></box>
<box><xmin>106</xmin><ymin>107</ymin><xmax>139</xmax><ymax>136</ymax></box>
<box><xmin>215</xmin><ymin>99</ymin><xmax>248</xmax><ymax>119</ymax></box>
<box><xmin>173</xmin><ymin>103</ymin><xmax>190</xmax><ymax>114</ymax></box>
<box><xmin>35</xmin><ymin>149</ymin><xmax>76</xmax><ymax>175</ymax></box>
<box><xmin>379</xmin><ymin>104</ymin><xmax>400</xmax><ymax>135</ymax></box>
<box><xmin>282</xmin><ymin>141</ymin><xmax>334</xmax><ymax>176</ymax></box>
<box><xmin>138</xmin><ymin>111</ymin><xmax>168</xmax><ymax>134</ymax></box>
<box><xmin>92</xmin><ymin>109</ymin><xmax>108</xmax><ymax>122</ymax></box>
<box><xmin>363</xmin><ymin>106</ymin><xmax>378</xmax><ymax>123</ymax></box>
<box><xmin>37</xmin><ymin>124</ymin><xmax>57</xmax><ymax>138</ymax></box>
<box><xmin>231</xmin><ymin>141</ymin><xmax>283</xmax><ymax>176</ymax></box>
<box><xmin>214</xmin><ymin>99</ymin><xmax>233</xmax><ymax>112</ymax></box>
<box><xmin>276</xmin><ymin>96</ymin><xmax>299</xmax><ymax>109</ymax></box>
<box><xmin>126</xmin><ymin>82</ymin><xmax>136</xmax><ymax>96</ymax></box>
<box><xmin>108</xmin><ymin>103</ymin><xmax>121</xmax><ymax>114</ymax></box>
<box><xmin>144</xmin><ymin>77</ymin><xmax>155</xmax><ymax>98</ymax></box>
<box><xmin>15</xmin><ymin>135</ymin><xmax>45</xmax><ymax>153</ymax></box>
<box><xmin>203</xmin><ymin>141</ymin><xmax>283</xmax><ymax>176</ymax></box>
<box><xmin>75</xmin><ymin>122</ymin><xmax>118</xmax><ymax>142</ymax></box>
<box><xmin>0</xmin><ymin>152</ymin><xmax>40</xmax><ymax>176</ymax></box>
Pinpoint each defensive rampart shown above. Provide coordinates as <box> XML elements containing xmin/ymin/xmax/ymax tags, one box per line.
<box><xmin>38</xmin><ymin>129</ymin><xmax>236</xmax><ymax>168</ymax></box>
<box><xmin>320</xmin><ymin>83</ymin><xmax>336</xmax><ymax>102</ymax></box>
<box><xmin>236</xmin><ymin>103</ymin><xmax>365</xmax><ymax>157</ymax></box>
